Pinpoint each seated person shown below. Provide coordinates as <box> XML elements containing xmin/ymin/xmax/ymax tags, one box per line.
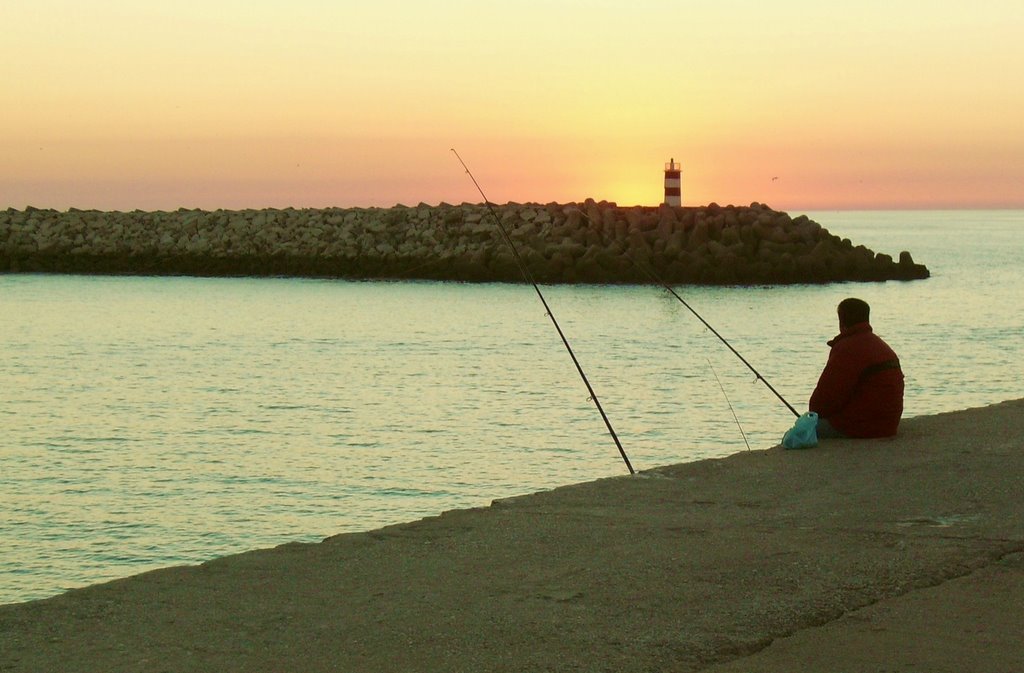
<box><xmin>809</xmin><ymin>298</ymin><xmax>904</xmax><ymax>438</ymax></box>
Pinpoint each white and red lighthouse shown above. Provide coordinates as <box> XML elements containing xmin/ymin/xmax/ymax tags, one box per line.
<box><xmin>663</xmin><ymin>158</ymin><xmax>681</xmax><ymax>206</ymax></box>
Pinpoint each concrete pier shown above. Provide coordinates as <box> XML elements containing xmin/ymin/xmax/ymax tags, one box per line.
<box><xmin>1</xmin><ymin>399</ymin><xmax>1019</xmax><ymax>672</ymax></box>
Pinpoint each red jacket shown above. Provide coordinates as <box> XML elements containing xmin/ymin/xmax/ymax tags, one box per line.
<box><xmin>809</xmin><ymin>322</ymin><xmax>904</xmax><ymax>438</ymax></box>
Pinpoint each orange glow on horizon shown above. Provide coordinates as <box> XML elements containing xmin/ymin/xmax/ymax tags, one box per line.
<box><xmin>2</xmin><ymin>2</ymin><xmax>1023</xmax><ymax>212</ymax></box>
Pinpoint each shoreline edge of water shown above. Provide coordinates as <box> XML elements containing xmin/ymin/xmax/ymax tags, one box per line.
<box><xmin>2</xmin><ymin>398</ymin><xmax>1021</xmax><ymax>671</ymax></box>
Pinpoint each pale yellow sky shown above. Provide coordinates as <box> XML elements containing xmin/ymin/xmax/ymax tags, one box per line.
<box><xmin>2</xmin><ymin>1</ymin><xmax>1022</xmax><ymax>210</ymax></box>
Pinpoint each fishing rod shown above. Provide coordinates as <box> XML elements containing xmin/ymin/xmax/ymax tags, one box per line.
<box><xmin>571</xmin><ymin>207</ymin><xmax>800</xmax><ymax>418</ymax></box>
<box><xmin>450</xmin><ymin>149</ymin><xmax>635</xmax><ymax>475</ymax></box>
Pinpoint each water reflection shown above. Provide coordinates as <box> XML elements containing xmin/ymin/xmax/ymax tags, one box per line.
<box><xmin>1</xmin><ymin>211</ymin><xmax>1021</xmax><ymax>603</ymax></box>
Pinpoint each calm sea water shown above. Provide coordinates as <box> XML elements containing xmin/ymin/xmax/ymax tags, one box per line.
<box><xmin>1</xmin><ymin>210</ymin><xmax>1021</xmax><ymax>604</ymax></box>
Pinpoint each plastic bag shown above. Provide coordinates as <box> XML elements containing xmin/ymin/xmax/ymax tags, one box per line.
<box><xmin>782</xmin><ymin>411</ymin><xmax>819</xmax><ymax>449</ymax></box>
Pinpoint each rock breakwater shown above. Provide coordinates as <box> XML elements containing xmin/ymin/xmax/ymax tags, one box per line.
<box><xmin>1</xmin><ymin>201</ymin><xmax>929</xmax><ymax>284</ymax></box>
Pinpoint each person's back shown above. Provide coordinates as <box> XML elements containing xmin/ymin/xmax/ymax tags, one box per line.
<box><xmin>809</xmin><ymin>298</ymin><xmax>904</xmax><ymax>438</ymax></box>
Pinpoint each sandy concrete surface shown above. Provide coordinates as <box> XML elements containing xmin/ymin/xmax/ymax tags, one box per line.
<box><xmin>2</xmin><ymin>399</ymin><xmax>1021</xmax><ymax>672</ymax></box>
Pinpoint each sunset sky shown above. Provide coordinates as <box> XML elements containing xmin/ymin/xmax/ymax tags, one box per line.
<box><xmin>3</xmin><ymin>1</ymin><xmax>1022</xmax><ymax>211</ymax></box>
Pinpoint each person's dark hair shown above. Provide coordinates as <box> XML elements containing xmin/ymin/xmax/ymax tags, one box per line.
<box><xmin>838</xmin><ymin>297</ymin><xmax>870</xmax><ymax>327</ymax></box>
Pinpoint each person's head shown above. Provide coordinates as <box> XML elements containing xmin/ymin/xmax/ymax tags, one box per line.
<box><xmin>837</xmin><ymin>297</ymin><xmax>870</xmax><ymax>329</ymax></box>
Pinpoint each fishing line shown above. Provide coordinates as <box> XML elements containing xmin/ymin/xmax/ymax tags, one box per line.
<box><xmin>571</xmin><ymin>207</ymin><xmax>800</xmax><ymax>418</ymax></box>
<box><xmin>707</xmin><ymin>358</ymin><xmax>751</xmax><ymax>451</ymax></box>
<box><xmin>450</xmin><ymin>149</ymin><xmax>635</xmax><ymax>475</ymax></box>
